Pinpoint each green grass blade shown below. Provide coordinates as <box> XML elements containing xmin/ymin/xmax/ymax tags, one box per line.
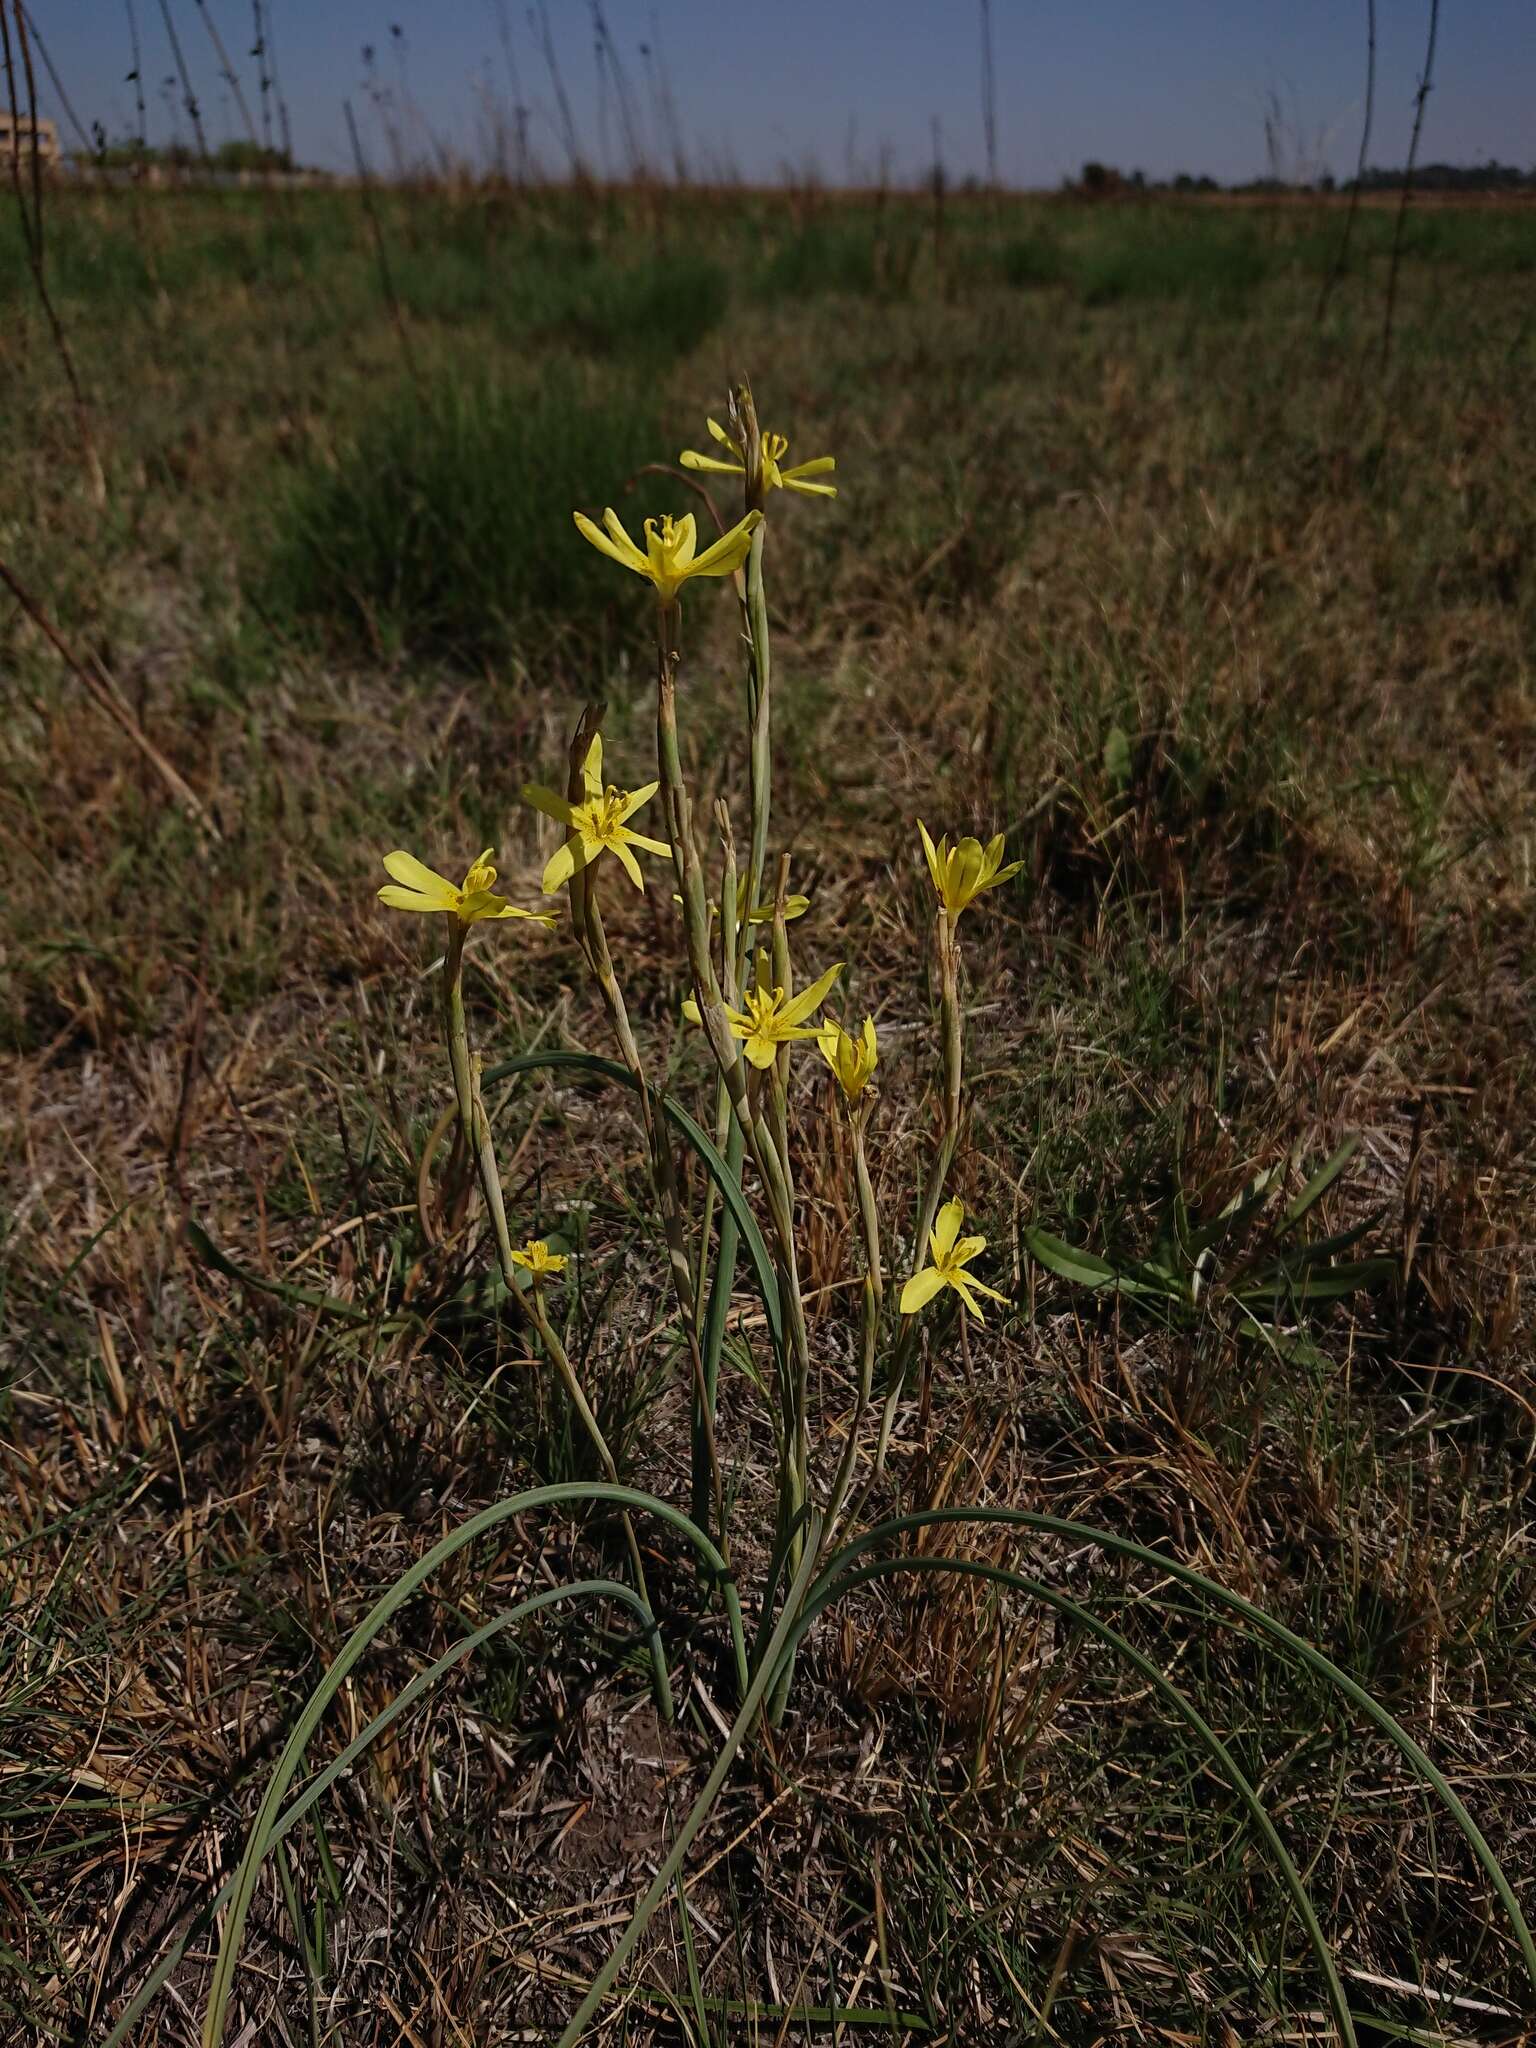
<box><xmin>693</xmin><ymin>1110</ymin><xmax>745</xmax><ymax>1539</ymax></box>
<box><xmin>1283</xmin><ymin>1137</ymin><xmax>1362</xmax><ymax>1228</ymax></box>
<box><xmin>552</xmin><ymin>1521</ymin><xmax>825</xmax><ymax>2048</ymax></box>
<box><xmin>107</xmin><ymin>1579</ymin><xmax>641</xmax><ymax>2048</ymax></box>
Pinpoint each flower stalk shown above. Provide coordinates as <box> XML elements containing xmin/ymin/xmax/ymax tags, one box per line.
<box><xmin>871</xmin><ymin>903</ymin><xmax>965</xmax><ymax>1483</ymax></box>
<box><xmin>555</xmin><ymin>705</ymin><xmax>729</xmax><ymax>1556</ymax></box>
<box><xmin>655</xmin><ymin>603</ymin><xmax>815</xmax><ymax>1641</ymax></box>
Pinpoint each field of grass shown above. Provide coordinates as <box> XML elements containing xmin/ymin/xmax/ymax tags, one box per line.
<box><xmin>3</xmin><ymin>183</ymin><xmax>1535</xmax><ymax>2044</ymax></box>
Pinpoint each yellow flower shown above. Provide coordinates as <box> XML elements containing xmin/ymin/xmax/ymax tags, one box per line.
<box><xmin>725</xmin><ymin>963</ymin><xmax>842</xmax><ymax>1070</ymax></box>
<box><xmin>673</xmin><ymin>878</ymin><xmax>811</xmax><ymax>926</ymax></box>
<box><xmin>818</xmin><ymin>1015</ymin><xmax>878</xmax><ymax>1101</ymax></box>
<box><xmin>378</xmin><ymin>847</ymin><xmax>555</xmax><ymax>926</ymax></box>
<box><xmin>680</xmin><ymin>418</ymin><xmax>837</xmax><ymax>500</ymax></box>
<box><xmin>574</xmin><ymin>505</ymin><xmax>763</xmax><ymax>604</ymax></box>
<box><xmin>523</xmin><ymin>733</ymin><xmax>670</xmax><ymax>894</ymax></box>
<box><xmin>917</xmin><ymin>821</ymin><xmax>1022</xmax><ymax>919</ymax></box>
<box><xmin>509</xmin><ymin>1238</ymin><xmax>567</xmax><ymax>1282</ymax></box>
<box><xmin>899</xmin><ymin>1199</ymin><xmax>1010</xmax><ymax>1322</ymax></box>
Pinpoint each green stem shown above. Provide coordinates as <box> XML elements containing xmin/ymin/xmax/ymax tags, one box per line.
<box><xmin>821</xmin><ymin>1111</ymin><xmax>882</xmax><ymax>1549</ymax></box>
<box><xmin>691</xmin><ymin>818</ymin><xmax>741</xmax><ymax>1539</ymax></box>
<box><xmin>574</xmin><ymin>824</ymin><xmax>728</xmax><ymax>1557</ymax></box>
<box><xmin>655</xmin><ymin>601</ymin><xmax>809</xmax><ymax>1670</ymax></box>
<box><xmin>441</xmin><ymin>922</ymin><xmax>520</xmax><ymax>1296</ymax></box>
<box><xmin>443</xmin><ymin>918</ymin><xmax>659</xmax><ymax>1643</ymax></box>
<box><xmin>742</xmin><ymin>519</ymin><xmax>773</xmax><ymax>947</ymax></box>
<box><xmin>552</xmin><ymin>1522</ymin><xmax>825</xmax><ymax>2048</ymax></box>
<box><xmin>870</xmin><ymin>909</ymin><xmax>964</xmax><ymax>1486</ymax></box>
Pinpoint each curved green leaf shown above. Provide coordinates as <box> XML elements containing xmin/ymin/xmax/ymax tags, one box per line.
<box><xmin>187</xmin><ymin>1217</ymin><xmax>406</xmax><ymax>1325</ymax></box>
<box><xmin>1284</xmin><ymin>1137</ymin><xmax>1362</xmax><ymax>1228</ymax></box>
<box><xmin>107</xmin><ymin>1586</ymin><xmax>632</xmax><ymax>2048</ymax></box>
<box><xmin>199</xmin><ymin>1482</ymin><xmax>744</xmax><ymax>2048</ymax></box>
<box><xmin>818</xmin><ymin>1508</ymin><xmax>1536</xmax><ymax>2001</ymax></box>
<box><xmin>800</xmin><ymin>1553</ymin><xmax>1357</xmax><ymax>2046</ymax></box>
<box><xmin>1022</xmin><ymin>1225</ymin><xmax>1171</xmax><ymax>1297</ymax></box>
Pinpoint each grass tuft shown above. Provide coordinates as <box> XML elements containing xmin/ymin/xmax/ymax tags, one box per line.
<box><xmin>263</xmin><ymin>371</ymin><xmax>663</xmax><ymax>665</ymax></box>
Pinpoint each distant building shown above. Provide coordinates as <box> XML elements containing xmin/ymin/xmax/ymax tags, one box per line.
<box><xmin>0</xmin><ymin>114</ymin><xmax>60</xmax><ymax>169</ymax></box>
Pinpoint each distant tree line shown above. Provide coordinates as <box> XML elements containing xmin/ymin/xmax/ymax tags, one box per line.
<box><xmin>84</xmin><ymin>137</ymin><xmax>295</xmax><ymax>173</ymax></box>
<box><xmin>1069</xmin><ymin>159</ymin><xmax>1535</xmax><ymax>198</ymax></box>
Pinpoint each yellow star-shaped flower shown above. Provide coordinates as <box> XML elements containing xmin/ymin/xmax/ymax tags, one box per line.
<box><xmin>574</xmin><ymin>505</ymin><xmax>762</xmax><ymax>605</ymax></box>
<box><xmin>679</xmin><ymin>417</ymin><xmax>837</xmax><ymax>500</ymax></box>
<box><xmin>523</xmin><ymin>733</ymin><xmax>670</xmax><ymax>894</ymax></box>
<box><xmin>509</xmin><ymin>1238</ymin><xmax>567</xmax><ymax>1282</ymax></box>
<box><xmin>899</xmin><ymin>1199</ymin><xmax>1010</xmax><ymax>1322</ymax></box>
<box><xmin>917</xmin><ymin>821</ymin><xmax>1022</xmax><ymax>920</ymax></box>
<box><xmin>818</xmin><ymin>1015</ymin><xmax>878</xmax><ymax>1102</ymax></box>
<box><xmin>378</xmin><ymin>847</ymin><xmax>555</xmax><ymax>927</ymax></box>
<box><xmin>725</xmin><ymin>963</ymin><xmax>842</xmax><ymax>1070</ymax></box>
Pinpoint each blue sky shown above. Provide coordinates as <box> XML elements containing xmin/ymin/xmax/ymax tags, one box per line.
<box><xmin>33</xmin><ymin>1</ymin><xmax>1536</xmax><ymax>184</ymax></box>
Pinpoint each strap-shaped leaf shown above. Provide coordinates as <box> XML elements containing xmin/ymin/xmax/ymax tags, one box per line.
<box><xmin>194</xmin><ymin>1482</ymin><xmax>745</xmax><ymax>2048</ymax></box>
<box><xmin>1022</xmin><ymin>1224</ymin><xmax>1173</xmax><ymax>1297</ymax></box>
<box><xmin>1283</xmin><ymin>1136</ymin><xmax>1362</xmax><ymax>1228</ymax></box>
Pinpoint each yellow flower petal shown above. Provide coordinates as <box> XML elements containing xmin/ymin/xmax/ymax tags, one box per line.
<box><xmin>619</xmin><ymin>827</ymin><xmax>671</xmax><ymax>859</ymax></box>
<box><xmin>783</xmin><ymin>477</ymin><xmax>838</xmax><ymax>498</ymax></box>
<box><xmin>458</xmin><ymin>888</ymin><xmax>512</xmax><ymax>923</ymax></box>
<box><xmin>932</xmin><ymin>1198</ymin><xmax>965</xmax><ymax>1261</ymax></box>
<box><xmin>781</xmin><ymin>455</ymin><xmax>836</xmax><ymax>480</ymax></box>
<box><xmin>950</xmin><ymin>1277</ymin><xmax>989</xmax><ymax>1322</ymax></box>
<box><xmin>670</xmin><ymin>513</ymin><xmax>698</xmax><ymax>569</ymax></box>
<box><xmin>917</xmin><ymin>820</ymin><xmax>944</xmax><ymax>897</ymax></box>
<box><xmin>522</xmin><ymin>783</ymin><xmax>577</xmax><ymax>827</ymax></box>
<box><xmin>616</xmin><ymin>779</ymin><xmax>660</xmax><ymax>823</ymax></box>
<box><xmin>679</xmin><ymin>449</ymin><xmax>745</xmax><ymax>476</ymax></box>
<box><xmin>779</xmin><ymin>961</ymin><xmax>843</xmax><ymax>1029</ymax></box>
<box><xmin>964</xmin><ymin>1276</ymin><xmax>1011</xmax><ymax>1305</ymax></box>
<box><xmin>542</xmin><ymin>839</ymin><xmax>582</xmax><ymax>893</ymax></box>
<box><xmin>378</xmin><ymin>884</ymin><xmax>447</xmax><ymax>913</ymax></box>
<box><xmin>382</xmin><ymin>850</ymin><xmax>457</xmax><ymax>904</ymax></box>
<box><xmin>900</xmin><ymin>1266</ymin><xmax>947</xmax><ymax>1315</ymax></box>
<box><xmin>574</xmin><ymin>508</ymin><xmax>646</xmax><ymax>575</ymax></box>
<box><xmin>706</xmin><ymin>416</ymin><xmax>734</xmax><ymax>448</ymax></box>
<box><xmin>612</xmin><ymin>839</ymin><xmax>646</xmax><ymax>891</ymax></box>
<box><xmin>686</xmin><ymin>508</ymin><xmax>763</xmax><ymax>579</ymax></box>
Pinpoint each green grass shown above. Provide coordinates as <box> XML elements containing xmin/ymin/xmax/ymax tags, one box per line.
<box><xmin>264</xmin><ymin>370</ymin><xmax>665</xmax><ymax>665</ymax></box>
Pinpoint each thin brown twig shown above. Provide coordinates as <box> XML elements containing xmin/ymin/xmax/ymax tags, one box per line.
<box><xmin>154</xmin><ymin>0</ymin><xmax>209</xmax><ymax>165</ymax></box>
<box><xmin>2</xmin><ymin>1</ymin><xmax>106</xmax><ymax>502</ymax></box>
<box><xmin>1316</xmin><ymin>0</ymin><xmax>1375</xmax><ymax>325</ymax></box>
<box><xmin>1381</xmin><ymin>0</ymin><xmax>1441</xmax><ymax>370</ymax></box>
<box><xmin>0</xmin><ymin>555</ymin><xmax>219</xmax><ymax>837</ymax></box>
<box><xmin>344</xmin><ymin>97</ymin><xmax>423</xmax><ymax>393</ymax></box>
